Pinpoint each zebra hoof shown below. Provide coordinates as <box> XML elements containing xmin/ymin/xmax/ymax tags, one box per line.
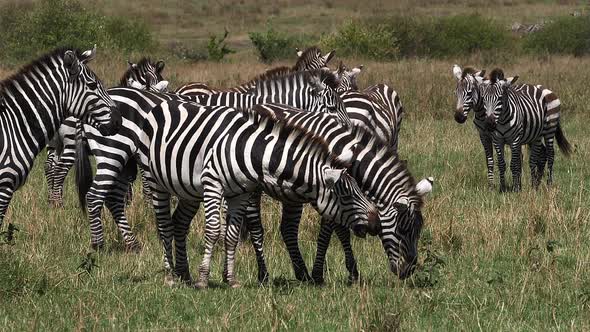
<box><xmin>164</xmin><ymin>274</ymin><xmax>176</xmax><ymax>287</ymax></box>
<box><xmin>49</xmin><ymin>199</ymin><xmax>63</xmax><ymax>208</ymax></box>
<box><xmin>193</xmin><ymin>280</ymin><xmax>208</xmax><ymax>289</ymax></box>
<box><xmin>228</xmin><ymin>280</ymin><xmax>241</xmax><ymax>289</ymax></box>
<box><xmin>90</xmin><ymin>242</ymin><xmax>105</xmax><ymax>251</ymax></box>
<box><xmin>175</xmin><ymin>270</ymin><xmax>192</xmax><ymax>284</ymax></box>
<box><xmin>311</xmin><ymin>277</ymin><xmax>325</xmax><ymax>286</ymax></box>
<box><xmin>258</xmin><ymin>271</ymin><xmax>270</xmax><ymax>284</ymax></box>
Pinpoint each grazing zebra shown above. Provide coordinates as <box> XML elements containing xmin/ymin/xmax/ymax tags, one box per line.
<box><xmin>240</xmin><ymin>104</ymin><xmax>430</xmax><ymax>282</ymax></box>
<box><xmin>175</xmin><ymin>46</ymin><xmax>334</xmax><ymax>96</ymax></box>
<box><xmin>45</xmin><ymin>58</ymin><xmax>168</xmax><ymax>206</ymax></box>
<box><xmin>0</xmin><ymin>46</ymin><xmax>120</xmax><ymax>228</ymax></box>
<box><xmin>136</xmin><ymin>100</ymin><xmax>378</xmax><ymax>287</ymax></box>
<box><xmin>194</xmin><ymin>69</ymin><xmax>352</xmax><ymax>127</ymax></box>
<box><xmin>478</xmin><ymin>69</ymin><xmax>572</xmax><ymax>191</ymax></box>
<box><xmin>453</xmin><ymin>65</ymin><xmax>497</xmax><ymax>187</ymax></box>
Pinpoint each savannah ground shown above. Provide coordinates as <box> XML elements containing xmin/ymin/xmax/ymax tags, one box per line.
<box><xmin>1</xmin><ymin>1</ymin><xmax>590</xmax><ymax>330</ymax></box>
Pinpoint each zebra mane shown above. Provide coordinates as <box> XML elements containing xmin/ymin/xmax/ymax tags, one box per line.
<box><xmin>0</xmin><ymin>47</ymin><xmax>82</xmax><ymax>94</ymax></box>
<box><xmin>244</xmin><ymin>105</ymin><xmax>350</xmax><ymax>169</ymax></box>
<box><xmin>241</xmin><ymin>66</ymin><xmax>293</xmax><ymax>87</ymax></box>
<box><xmin>252</xmin><ymin>69</ymin><xmax>340</xmax><ymax>93</ymax></box>
<box><xmin>293</xmin><ymin>46</ymin><xmax>322</xmax><ymax>70</ymax></box>
<box><xmin>119</xmin><ymin>57</ymin><xmax>155</xmax><ymax>86</ymax></box>
<box><xmin>349</xmin><ymin>125</ymin><xmax>423</xmax><ymax>209</ymax></box>
<box><xmin>461</xmin><ymin>67</ymin><xmax>477</xmax><ymax>79</ymax></box>
<box><xmin>489</xmin><ymin>68</ymin><xmax>505</xmax><ymax>83</ymax></box>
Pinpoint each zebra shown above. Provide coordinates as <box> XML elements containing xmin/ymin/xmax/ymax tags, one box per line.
<box><xmin>44</xmin><ymin>58</ymin><xmax>168</xmax><ymax>206</ymax></box>
<box><xmin>193</xmin><ymin>69</ymin><xmax>352</xmax><ymax>127</ymax></box>
<box><xmin>477</xmin><ymin>68</ymin><xmax>572</xmax><ymax>191</ymax></box>
<box><xmin>72</xmin><ymin>68</ymin><xmax>347</xmax><ymax>252</ymax></box>
<box><xmin>175</xmin><ymin>46</ymin><xmax>335</xmax><ymax>96</ymax></box>
<box><xmin>333</xmin><ymin>61</ymin><xmax>363</xmax><ymax>93</ymax></box>
<box><xmin>239</xmin><ymin>104</ymin><xmax>430</xmax><ymax>283</ymax></box>
<box><xmin>0</xmin><ymin>46</ymin><xmax>120</xmax><ymax>229</ymax></box>
<box><xmin>136</xmin><ymin>100</ymin><xmax>378</xmax><ymax>288</ymax></box>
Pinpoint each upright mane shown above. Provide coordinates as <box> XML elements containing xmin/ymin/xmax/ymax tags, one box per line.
<box><xmin>0</xmin><ymin>47</ymin><xmax>79</xmax><ymax>94</ymax></box>
<box><xmin>293</xmin><ymin>46</ymin><xmax>322</xmax><ymax>70</ymax></box>
<box><xmin>119</xmin><ymin>57</ymin><xmax>155</xmax><ymax>86</ymax></box>
<box><xmin>461</xmin><ymin>67</ymin><xmax>477</xmax><ymax>79</ymax></box>
<box><xmin>252</xmin><ymin>69</ymin><xmax>340</xmax><ymax>93</ymax></box>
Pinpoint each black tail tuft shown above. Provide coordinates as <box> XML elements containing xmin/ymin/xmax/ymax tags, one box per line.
<box><xmin>74</xmin><ymin>126</ymin><xmax>93</xmax><ymax>213</ymax></box>
<box><xmin>556</xmin><ymin>124</ymin><xmax>572</xmax><ymax>157</ymax></box>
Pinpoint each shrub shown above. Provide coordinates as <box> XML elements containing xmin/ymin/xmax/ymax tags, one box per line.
<box><xmin>0</xmin><ymin>0</ymin><xmax>155</xmax><ymax>62</ymax></box>
<box><xmin>320</xmin><ymin>21</ymin><xmax>398</xmax><ymax>60</ymax></box>
<box><xmin>249</xmin><ymin>25</ymin><xmax>300</xmax><ymax>63</ymax></box>
<box><xmin>524</xmin><ymin>16</ymin><xmax>590</xmax><ymax>56</ymax></box>
<box><xmin>207</xmin><ymin>29</ymin><xmax>236</xmax><ymax>61</ymax></box>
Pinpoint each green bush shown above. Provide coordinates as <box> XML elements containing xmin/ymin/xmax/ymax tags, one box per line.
<box><xmin>524</xmin><ymin>16</ymin><xmax>590</xmax><ymax>56</ymax></box>
<box><xmin>249</xmin><ymin>25</ymin><xmax>300</xmax><ymax>63</ymax></box>
<box><xmin>0</xmin><ymin>0</ymin><xmax>155</xmax><ymax>62</ymax></box>
<box><xmin>207</xmin><ymin>29</ymin><xmax>236</xmax><ymax>62</ymax></box>
<box><xmin>320</xmin><ymin>21</ymin><xmax>398</xmax><ymax>60</ymax></box>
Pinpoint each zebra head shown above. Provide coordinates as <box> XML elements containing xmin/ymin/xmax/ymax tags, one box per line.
<box><xmin>334</xmin><ymin>61</ymin><xmax>363</xmax><ymax>93</ymax></box>
<box><xmin>478</xmin><ymin>68</ymin><xmax>519</xmax><ymax>130</ymax></box>
<box><xmin>62</xmin><ymin>46</ymin><xmax>120</xmax><ymax>136</ymax></box>
<box><xmin>318</xmin><ymin>167</ymin><xmax>380</xmax><ymax>237</ymax></box>
<box><xmin>453</xmin><ymin>65</ymin><xmax>485</xmax><ymax>124</ymax></box>
<box><xmin>123</xmin><ymin>58</ymin><xmax>168</xmax><ymax>92</ymax></box>
<box><xmin>307</xmin><ymin>70</ymin><xmax>351</xmax><ymax>126</ymax></box>
<box><xmin>294</xmin><ymin>46</ymin><xmax>335</xmax><ymax>71</ymax></box>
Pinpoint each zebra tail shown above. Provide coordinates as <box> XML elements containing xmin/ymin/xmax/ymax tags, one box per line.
<box><xmin>74</xmin><ymin>127</ymin><xmax>92</xmax><ymax>213</ymax></box>
<box><xmin>556</xmin><ymin>123</ymin><xmax>572</xmax><ymax>157</ymax></box>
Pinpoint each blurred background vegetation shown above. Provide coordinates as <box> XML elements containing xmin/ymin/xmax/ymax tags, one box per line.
<box><xmin>0</xmin><ymin>0</ymin><xmax>589</xmax><ymax>65</ymax></box>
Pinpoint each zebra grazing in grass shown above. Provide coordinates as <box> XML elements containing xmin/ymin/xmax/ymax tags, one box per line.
<box><xmin>240</xmin><ymin>104</ymin><xmax>430</xmax><ymax>283</ymax></box>
<box><xmin>0</xmin><ymin>46</ymin><xmax>120</xmax><ymax>228</ymax></box>
<box><xmin>45</xmin><ymin>58</ymin><xmax>167</xmax><ymax>206</ymax></box>
<box><xmin>136</xmin><ymin>100</ymin><xmax>378</xmax><ymax>288</ymax></box>
<box><xmin>453</xmin><ymin>65</ymin><xmax>496</xmax><ymax>187</ymax></box>
<box><xmin>194</xmin><ymin>69</ymin><xmax>352</xmax><ymax>127</ymax></box>
<box><xmin>175</xmin><ymin>46</ymin><xmax>335</xmax><ymax>97</ymax></box>
<box><xmin>478</xmin><ymin>68</ymin><xmax>572</xmax><ymax>191</ymax></box>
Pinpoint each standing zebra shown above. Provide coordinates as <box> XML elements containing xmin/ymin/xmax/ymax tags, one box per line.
<box><xmin>136</xmin><ymin>101</ymin><xmax>378</xmax><ymax>287</ymax></box>
<box><xmin>45</xmin><ymin>58</ymin><xmax>167</xmax><ymax>206</ymax></box>
<box><xmin>333</xmin><ymin>61</ymin><xmax>363</xmax><ymax>93</ymax></box>
<box><xmin>0</xmin><ymin>46</ymin><xmax>120</xmax><ymax>228</ymax></box>
<box><xmin>175</xmin><ymin>46</ymin><xmax>334</xmax><ymax>96</ymax></box>
<box><xmin>241</xmin><ymin>104</ymin><xmax>430</xmax><ymax>282</ymax></box>
<box><xmin>478</xmin><ymin>69</ymin><xmax>572</xmax><ymax>191</ymax></box>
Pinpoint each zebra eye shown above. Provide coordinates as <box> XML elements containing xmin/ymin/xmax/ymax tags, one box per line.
<box><xmin>88</xmin><ymin>82</ymin><xmax>98</xmax><ymax>90</ymax></box>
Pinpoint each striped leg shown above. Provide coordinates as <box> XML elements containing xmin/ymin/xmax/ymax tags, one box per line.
<box><xmin>0</xmin><ymin>186</ymin><xmax>15</xmax><ymax>229</ymax></box>
<box><xmin>510</xmin><ymin>142</ymin><xmax>522</xmax><ymax>192</ymax></box>
<box><xmin>171</xmin><ymin>199</ymin><xmax>200</xmax><ymax>282</ymax></box>
<box><xmin>49</xmin><ymin>155</ymin><xmax>75</xmax><ymax>207</ymax></box>
<box><xmin>196</xmin><ymin>181</ymin><xmax>224</xmax><ymax>289</ymax></box>
<box><xmin>311</xmin><ymin>221</ymin><xmax>359</xmax><ymax>284</ymax></box>
<box><xmin>150</xmin><ymin>187</ymin><xmax>174</xmax><ymax>274</ymax></box>
<box><xmin>223</xmin><ymin>195</ymin><xmax>251</xmax><ymax>288</ymax></box>
<box><xmin>479</xmin><ymin>132</ymin><xmax>495</xmax><ymax>188</ymax></box>
<box><xmin>139</xmin><ymin>168</ymin><xmax>152</xmax><ymax>199</ymax></box>
<box><xmin>280</xmin><ymin>203</ymin><xmax>311</xmax><ymax>281</ymax></box>
<box><xmin>529</xmin><ymin>140</ymin><xmax>545</xmax><ymax>189</ymax></box>
<box><xmin>243</xmin><ymin>195</ymin><xmax>269</xmax><ymax>283</ymax></box>
<box><xmin>493</xmin><ymin>142</ymin><xmax>508</xmax><ymax>192</ymax></box>
<box><xmin>44</xmin><ymin>149</ymin><xmax>57</xmax><ymax>203</ymax></box>
<box><xmin>334</xmin><ymin>224</ymin><xmax>359</xmax><ymax>283</ymax></box>
<box><xmin>545</xmin><ymin>136</ymin><xmax>556</xmax><ymax>186</ymax></box>
<box><xmin>104</xmin><ymin>176</ymin><xmax>141</xmax><ymax>252</ymax></box>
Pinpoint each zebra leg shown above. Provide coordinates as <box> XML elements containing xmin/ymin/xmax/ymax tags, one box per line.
<box><xmin>49</xmin><ymin>155</ymin><xmax>76</xmax><ymax>207</ymax></box>
<box><xmin>334</xmin><ymin>224</ymin><xmax>359</xmax><ymax>284</ymax></box>
<box><xmin>479</xmin><ymin>132</ymin><xmax>495</xmax><ymax>188</ymax></box>
<box><xmin>104</xmin><ymin>176</ymin><xmax>141</xmax><ymax>252</ymax></box>
<box><xmin>0</xmin><ymin>186</ymin><xmax>15</xmax><ymax>229</ymax></box>
<box><xmin>44</xmin><ymin>149</ymin><xmax>56</xmax><ymax>203</ymax></box>
<box><xmin>223</xmin><ymin>195</ymin><xmax>251</xmax><ymax>288</ymax></box>
<box><xmin>493</xmin><ymin>142</ymin><xmax>507</xmax><ymax>192</ymax></box>
<box><xmin>510</xmin><ymin>142</ymin><xmax>523</xmax><ymax>192</ymax></box>
<box><xmin>545</xmin><ymin>136</ymin><xmax>556</xmax><ymax>186</ymax></box>
<box><xmin>196</xmin><ymin>182</ymin><xmax>224</xmax><ymax>289</ymax></box>
<box><xmin>150</xmin><ymin>187</ymin><xmax>175</xmax><ymax>278</ymax></box>
<box><xmin>280</xmin><ymin>203</ymin><xmax>311</xmax><ymax>282</ymax></box>
<box><xmin>171</xmin><ymin>199</ymin><xmax>200</xmax><ymax>283</ymax></box>
<box><xmin>311</xmin><ymin>219</ymin><xmax>334</xmax><ymax>285</ymax></box>
<box><xmin>139</xmin><ymin>168</ymin><xmax>152</xmax><ymax>200</ymax></box>
<box><xmin>243</xmin><ymin>194</ymin><xmax>269</xmax><ymax>284</ymax></box>
<box><xmin>529</xmin><ymin>141</ymin><xmax>545</xmax><ymax>189</ymax></box>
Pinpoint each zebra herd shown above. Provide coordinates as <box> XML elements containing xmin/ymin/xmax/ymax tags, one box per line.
<box><xmin>0</xmin><ymin>45</ymin><xmax>571</xmax><ymax>288</ymax></box>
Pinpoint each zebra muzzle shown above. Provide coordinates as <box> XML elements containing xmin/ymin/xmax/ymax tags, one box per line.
<box><xmin>454</xmin><ymin>110</ymin><xmax>467</xmax><ymax>124</ymax></box>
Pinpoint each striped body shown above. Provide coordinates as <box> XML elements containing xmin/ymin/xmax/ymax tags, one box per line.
<box><xmin>138</xmin><ymin>101</ymin><xmax>377</xmax><ymax>287</ymax></box>
<box><xmin>0</xmin><ymin>47</ymin><xmax>119</xmax><ymax>228</ymax></box>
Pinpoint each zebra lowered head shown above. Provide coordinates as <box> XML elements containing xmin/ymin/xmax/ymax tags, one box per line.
<box><xmin>122</xmin><ymin>58</ymin><xmax>168</xmax><ymax>92</ymax></box>
<box><xmin>294</xmin><ymin>46</ymin><xmax>335</xmax><ymax>70</ymax></box>
<box><xmin>453</xmin><ymin>64</ymin><xmax>486</xmax><ymax>124</ymax></box>
<box><xmin>476</xmin><ymin>68</ymin><xmax>519</xmax><ymax>130</ymax></box>
<box><xmin>61</xmin><ymin>45</ymin><xmax>120</xmax><ymax>136</ymax></box>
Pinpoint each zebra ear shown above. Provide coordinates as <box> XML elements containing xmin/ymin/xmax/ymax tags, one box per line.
<box><xmin>476</xmin><ymin>70</ymin><xmax>486</xmax><ymax>78</ymax></box>
<box><xmin>337</xmin><ymin>146</ymin><xmax>355</xmax><ymax>164</ymax></box>
<box><xmin>80</xmin><ymin>44</ymin><xmax>97</xmax><ymax>64</ymax></box>
<box><xmin>63</xmin><ymin>50</ymin><xmax>81</xmax><ymax>79</ymax></box>
<box><xmin>324</xmin><ymin>168</ymin><xmax>345</xmax><ymax>188</ymax></box>
<box><xmin>453</xmin><ymin>65</ymin><xmax>462</xmax><ymax>80</ymax></box>
<box><xmin>351</xmin><ymin>65</ymin><xmax>363</xmax><ymax>76</ymax></box>
<box><xmin>416</xmin><ymin>177</ymin><xmax>433</xmax><ymax>197</ymax></box>
<box><xmin>309</xmin><ymin>75</ymin><xmax>326</xmax><ymax>95</ymax></box>
<box><xmin>506</xmin><ymin>76</ymin><xmax>519</xmax><ymax>85</ymax></box>
<box><xmin>156</xmin><ymin>60</ymin><xmax>165</xmax><ymax>73</ymax></box>
<box><xmin>128</xmin><ymin>60</ymin><xmax>137</xmax><ymax>69</ymax></box>
<box><xmin>322</xmin><ymin>50</ymin><xmax>335</xmax><ymax>65</ymax></box>
<box><xmin>296</xmin><ymin>48</ymin><xmax>303</xmax><ymax>57</ymax></box>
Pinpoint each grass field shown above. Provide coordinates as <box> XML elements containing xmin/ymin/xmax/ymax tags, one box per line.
<box><xmin>2</xmin><ymin>1</ymin><xmax>590</xmax><ymax>331</ymax></box>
